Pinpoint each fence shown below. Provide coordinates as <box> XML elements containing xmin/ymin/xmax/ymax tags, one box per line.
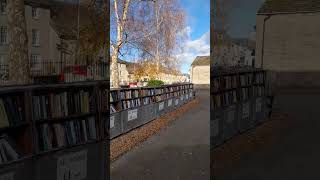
<box><xmin>211</xmin><ymin>67</ymin><xmax>272</xmax><ymax>148</ymax></box>
<box><xmin>109</xmin><ymin>83</ymin><xmax>195</xmax><ymax>139</ymax></box>
<box><xmin>0</xmin><ymin>60</ymin><xmax>109</xmax><ymax>86</ymax></box>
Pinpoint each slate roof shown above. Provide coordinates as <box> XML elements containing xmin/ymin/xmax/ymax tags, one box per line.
<box><xmin>191</xmin><ymin>56</ymin><xmax>210</xmax><ymax>66</ymax></box>
<box><xmin>258</xmin><ymin>0</ymin><xmax>320</xmax><ymax>14</ymax></box>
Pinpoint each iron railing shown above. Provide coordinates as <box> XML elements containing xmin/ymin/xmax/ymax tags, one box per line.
<box><xmin>0</xmin><ymin>60</ymin><xmax>109</xmax><ymax>86</ymax></box>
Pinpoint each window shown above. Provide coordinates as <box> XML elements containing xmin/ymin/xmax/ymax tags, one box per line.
<box><xmin>0</xmin><ymin>0</ymin><xmax>6</xmax><ymax>14</ymax></box>
<box><xmin>32</xmin><ymin>7</ymin><xmax>39</xmax><ymax>19</ymax></box>
<box><xmin>0</xmin><ymin>26</ymin><xmax>7</xmax><ymax>44</ymax></box>
<box><xmin>30</xmin><ymin>54</ymin><xmax>41</xmax><ymax>70</ymax></box>
<box><xmin>0</xmin><ymin>54</ymin><xmax>6</xmax><ymax>64</ymax></box>
<box><xmin>32</xmin><ymin>29</ymin><xmax>40</xmax><ymax>46</ymax></box>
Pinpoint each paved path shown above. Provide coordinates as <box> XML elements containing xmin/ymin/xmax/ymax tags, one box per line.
<box><xmin>216</xmin><ymin>89</ymin><xmax>320</xmax><ymax>179</ymax></box>
<box><xmin>110</xmin><ymin>90</ymin><xmax>210</xmax><ymax>180</ymax></box>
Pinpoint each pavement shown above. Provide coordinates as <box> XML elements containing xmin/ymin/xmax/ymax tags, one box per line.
<box><xmin>216</xmin><ymin>88</ymin><xmax>320</xmax><ymax>180</ymax></box>
<box><xmin>110</xmin><ymin>89</ymin><xmax>210</xmax><ymax>180</ymax></box>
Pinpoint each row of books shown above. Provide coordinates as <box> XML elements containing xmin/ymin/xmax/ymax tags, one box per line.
<box><xmin>155</xmin><ymin>89</ymin><xmax>165</xmax><ymax>95</ymax></box>
<box><xmin>240</xmin><ymin>88</ymin><xmax>250</xmax><ymax>100</ymax></box>
<box><xmin>38</xmin><ymin>117</ymin><xmax>97</xmax><ymax>151</ymax></box>
<box><xmin>0</xmin><ymin>96</ymin><xmax>24</xmax><ymax>128</ymax></box>
<box><xmin>143</xmin><ymin>97</ymin><xmax>155</xmax><ymax>105</ymax></box>
<box><xmin>120</xmin><ymin>90</ymin><xmax>139</xmax><ymax>100</ymax></box>
<box><xmin>221</xmin><ymin>76</ymin><xmax>238</xmax><ymax>89</ymax></box>
<box><xmin>110</xmin><ymin>104</ymin><xmax>120</xmax><ymax>114</ymax></box>
<box><xmin>253</xmin><ymin>86</ymin><xmax>265</xmax><ymax>96</ymax></box>
<box><xmin>32</xmin><ymin>91</ymin><xmax>93</xmax><ymax>120</ymax></box>
<box><xmin>240</xmin><ymin>74</ymin><xmax>253</xmax><ymax>86</ymax></box>
<box><xmin>141</xmin><ymin>89</ymin><xmax>155</xmax><ymax>96</ymax></box>
<box><xmin>122</xmin><ymin>99</ymin><xmax>141</xmax><ymax>110</ymax></box>
<box><xmin>156</xmin><ymin>94</ymin><xmax>167</xmax><ymax>102</ymax></box>
<box><xmin>0</xmin><ymin>136</ymin><xmax>19</xmax><ymax>164</ymax></box>
<box><xmin>254</xmin><ymin>73</ymin><xmax>265</xmax><ymax>84</ymax></box>
<box><xmin>110</xmin><ymin>91</ymin><xmax>119</xmax><ymax>103</ymax></box>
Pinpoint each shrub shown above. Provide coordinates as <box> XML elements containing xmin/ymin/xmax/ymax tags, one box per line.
<box><xmin>147</xmin><ymin>79</ymin><xmax>164</xmax><ymax>87</ymax></box>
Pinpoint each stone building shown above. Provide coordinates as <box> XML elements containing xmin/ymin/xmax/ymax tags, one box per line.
<box><xmin>190</xmin><ymin>56</ymin><xmax>210</xmax><ymax>85</ymax></box>
<box><xmin>0</xmin><ymin>0</ymin><xmax>105</xmax><ymax>83</ymax></box>
<box><xmin>212</xmin><ymin>29</ymin><xmax>254</xmax><ymax>67</ymax></box>
<box><xmin>256</xmin><ymin>0</ymin><xmax>320</xmax><ymax>87</ymax></box>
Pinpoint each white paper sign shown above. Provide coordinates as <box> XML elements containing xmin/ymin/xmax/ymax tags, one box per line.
<box><xmin>189</xmin><ymin>92</ymin><xmax>192</xmax><ymax>98</ymax></box>
<box><xmin>175</xmin><ymin>99</ymin><xmax>179</xmax><ymax>105</ymax></box>
<box><xmin>227</xmin><ymin>109</ymin><xmax>235</xmax><ymax>124</ymax></box>
<box><xmin>168</xmin><ymin>99</ymin><xmax>172</xmax><ymax>107</ymax></box>
<box><xmin>180</xmin><ymin>95</ymin><xmax>184</xmax><ymax>101</ymax></box>
<box><xmin>256</xmin><ymin>98</ymin><xmax>262</xmax><ymax>113</ymax></box>
<box><xmin>186</xmin><ymin>94</ymin><xmax>189</xmax><ymax>99</ymax></box>
<box><xmin>0</xmin><ymin>172</ymin><xmax>14</xmax><ymax>180</ymax></box>
<box><xmin>57</xmin><ymin>150</ymin><xmax>87</xmax><ymax>180</ymax></box>
<box><xmin>110</xmin><ymin>116</ymin><xmax>115</xmax><ymax>128</ymax></box>
<box><xmin>159</xmin><ymin>102</ymin><xmax>164</xmax><ymax>111</ymax></box>
<box><xmin>212</xmin><ymin>119</ymin><xmax>219</xmax><ymax>137</ymax></box>
<box><xmin>128</xmin><ymin>109</ymin><xmax>138</xmax><ymax>121</ymax></box>
<box><xmin>242</xmin><ymin>102</ymin><xmax>250</xmax><ymax>118</ymax></box>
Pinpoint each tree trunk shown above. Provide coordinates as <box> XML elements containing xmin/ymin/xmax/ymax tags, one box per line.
<box><xmin>111</xmin><ymin>52</ymin><xmax>119</xmax><ymax>88</ymax></box>
<box><xmin>7</xmin><ymin>0</ymin><xmax>30</xmax><ymax>84</ymax></box>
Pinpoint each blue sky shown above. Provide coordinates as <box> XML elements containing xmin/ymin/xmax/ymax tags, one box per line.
<box><xmin>178</xmin><ymin>0</ymin><xmax>210</xmax><ymax>73</ymax></box>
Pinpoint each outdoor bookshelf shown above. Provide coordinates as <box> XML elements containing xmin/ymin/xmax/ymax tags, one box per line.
<box><xmin>0</xmin><ymin>82</ymin><xmax>108</xmax><ymax>180</ymax></box>
<box><xmin>211</xmin><ymin>68</ymin><xmax>269</xmax><ymax>148</ymax></box>
<box><xmin>108</xmin><ymin>83</ymin><xmax>195</xmax><ymax>139</ymax></box>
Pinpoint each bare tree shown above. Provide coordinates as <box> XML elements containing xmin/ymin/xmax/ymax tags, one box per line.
<box><xmin>7</xmin><ymin>0</ymin><xmax>30</xmax><ymax>84</ymax></box>
<box><xmin>110</xmin><ymin>0</ymin><xmax>186</xmax><ymax>87</ymax></box>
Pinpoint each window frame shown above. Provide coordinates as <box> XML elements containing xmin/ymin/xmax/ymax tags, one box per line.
<box><xmin>32</xmin><ymin>7</ymin><xmax>40</xmax><ymax>19</ymax></box>
<box><xmin>0</xmin><ymin>26</ymin><xmax>8</xmax><ymax>45</ymax></box>
<box><xmin>32</xmin><ymin>29</ymin><xmax>40</xmax><ymax>47</ymax></box>
<box><xmin>0</xmin><ymin>0</ymin><xmax>7</xmax><ymax>15</ymax></box>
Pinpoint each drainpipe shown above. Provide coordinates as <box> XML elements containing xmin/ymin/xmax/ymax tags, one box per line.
<box><xmin>261</xmin><ymin>15</ymin><xmax>271</xmax><ymax>68</ymax></box>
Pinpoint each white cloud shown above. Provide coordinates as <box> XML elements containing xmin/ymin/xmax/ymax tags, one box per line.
<box><xmin>176</xmin><ymin>26</ymin><xmax>210</xmax><ymax>73</ymax></box>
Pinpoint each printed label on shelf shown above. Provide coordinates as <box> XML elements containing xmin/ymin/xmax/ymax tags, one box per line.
<box><xmin>110</xmin><ymin>116</ymin><xmax>115</xmax><ymax>128</ymax></box>
<box><xmin>57</xmin><ymin>150</ymin><xmax>87</xmax><ymax>180</ymax></box>
<box><xmin>242</xmin><ymin>102</ymin><xmax>250</xmax><ymax>118</ymax></box>
<box><xmin>159</xmin><ymin>102</ymin><xmax>164</xmax><ymax>111</ymax></box>
<box><xmin>168</xmin><ymin>99</ymin><xmax>172</xmax><ymax>107</ymax></box>
<box><xmin>189</xmin><ymin>92</ymin><xmax>192</xmax><ymax>98</ymax></box>
<box><xmin>186</xmin><ymin>94</ymin><xmax>189</xmax><ymax>99</ymax></box>
<box><xmin>256</xmin><ymin>98</ymin><xmax>262</xmax><ymax>113</ymax></box>
<box><xmin>128</xmin><ymin>109</ymin><xmax>138</xmax><ymax>121</ymax></box>
<box><xmin>175</xmin><ymin>99</ymin><xmax>179</xmax><ymax>105</ymax></box>
<box><xmin>0</xmin><ymin>172</ymin><xmax>14</xmax><ymax>180</ymax></box>
<box><xmin>212</xmin><ymin>119</ymin><xmax>219</xmax><ymax>137</ymax></box>
<box><xmin>180</xmin><ymin>95</ymin><xmax>184</xmax><ymax>101</ymax></box>
<box><xmin>227</xmin><ymin>109</ymin><xmax>235</xmax><ymax>123</ymax></box>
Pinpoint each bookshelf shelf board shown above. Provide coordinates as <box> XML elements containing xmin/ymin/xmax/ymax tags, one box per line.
<box><xmin>36</xmin><ymin>139</ymin><xmax>99</xmax><ymax>156</ymax></box>
<box><xmin>0</xmin><ymin>155</ymin><xmax>33</xmax><ymax>168</ymax></box>
<box><xmin>212</xmin><ymin>88</ymin><xmax>238</xmax><ymax>94</ymax></box>
<box><xmin>253</xmin><ymin>83</ymin><xmax>265</xmax><ymax>86</ymax></box>
<box><xmin>142</xmin><ymin>95</ymin><xmax>156</xmax><ymax>97</ymax></box>
<box><xmin>0</xmin><ymin>122</ymin><xmax>29</xmax><ymax>132</ymax></box>
<box><xmin>110</xmin><ymin>101</ymin><xmax>120</xmax><ymax>103</ymax></box>
<box><xmin>120</xmin><ymin>97</ymin><xmax>140</xmax><ymax>100</ymax></box>
<box><xmin>34</xmin><ymin>113</ymin><xmax>95</xmax><ymax>124</ymax></box>
<box><xmin>240</xmin><ymin>85</ymin><xmax>252</xmax><ymax>88</ymax></box>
